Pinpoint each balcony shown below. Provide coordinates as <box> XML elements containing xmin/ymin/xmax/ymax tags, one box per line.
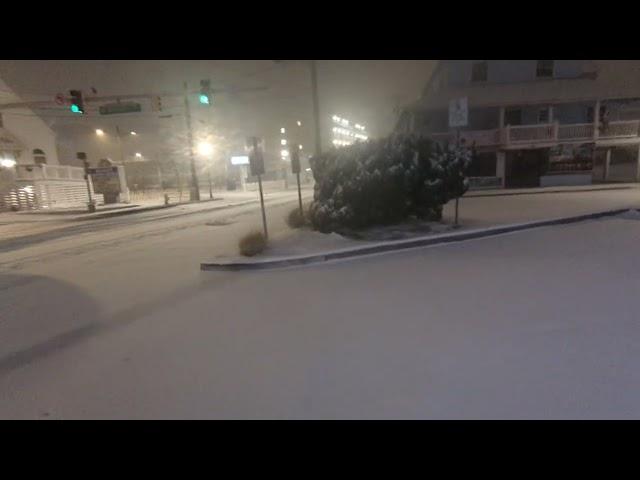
<box><xmin>15</xmin><ymin>164</ymin><xmax>86</xmax><ymax>181</ymax></box>
<box><xmin>429</xmin><ymin>120</ymin><xmax>640</xmax><ymax>148</ymax></box>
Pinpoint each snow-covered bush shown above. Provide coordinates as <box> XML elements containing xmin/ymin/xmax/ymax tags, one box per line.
<box><xmin>308</xmin><ymin>134</ymin><xmax>471</xmax><ymax>233</ymax></box>
<box><xmin>239</xmin><ymin>231</ymin><xmax>267</xmax><ymax>256</ymax></box>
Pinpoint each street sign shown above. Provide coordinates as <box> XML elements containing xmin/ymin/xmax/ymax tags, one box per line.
<box><xmin>231</xmin><ymin>155</ymin><xmax>250</xmax><ymax>166</ymax></box>
<box><xmin>55</xmin><ymin>93</ymin><xmax>65</xmax><ymax>105</ymax></box>
<box><xmin>99</xmin><ymin>102</ymin><xmax>142</xmax><ymax>115</ymax></box>
<box><xmin>247</xmin><ymin>137</ymin><xmax>265</xmax><ymax>176</ymax></box>
<box><xmin>449</xmin><ymin>97</ymin><xmax>468</xmax><ymax>127</ymax></box>
<box><xmin>290</xmin><ymin>148</ymin><xmax>301</xmax><ymax>174</ymax></box>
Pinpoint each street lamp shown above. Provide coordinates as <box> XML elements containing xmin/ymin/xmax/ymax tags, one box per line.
<box><xmin>130</xmin><ymin>131</ymin><xmax>137</xmax><ymax>136</ymax></box>
<box><xmin>0</xmin><ymin>158</ymin><xmax>17</xmax><ymax>168</ymax></box>
<box><xmin>95</xmin><ymin>129</ymin><xmax>105</xmax><ymax>136</ymax></box>
<box><xmin>135</xmin><ymin>152</ymin><xmax>143</xmax><ymax>159</ymax></box>
<box><xmin>197</xmin><ymin>141</ymin><xmax>215</xmax><ymax>199</ymax></box>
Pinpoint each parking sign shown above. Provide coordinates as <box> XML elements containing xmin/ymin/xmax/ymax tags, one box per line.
<box><xmin>449</xmin><ymin>97</ymin><xmax>468</xmax><ymax>128</ymax></box>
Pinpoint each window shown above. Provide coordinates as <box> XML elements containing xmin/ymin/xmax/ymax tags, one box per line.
<box><xmin>536</xmin><ymin>60</ymin><xmax>554</xmax><ymax>78</ymax></box>
<box><xmin>471</xmin><ymin>61</ymin><xmax>488</xmax><ymax>82</ymax></box>
<box><xmin>504</xmin><ymin>108</ymin><xmax>522</xmax><ymax>126</ymax></box>
<box><xmin>538</xmin><ymin>108</ymin><xmax>549</xmax><ymax>123</ymax></box>
<box><xmin>33</xmin><ymin>148</ymin><xmax>46</xmax><ymax>165</ymax></box>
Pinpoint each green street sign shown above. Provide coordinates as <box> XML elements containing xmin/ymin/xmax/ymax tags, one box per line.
<box><xmin>99</xmin><ymin>102</ymin><xmax>142</xmax><ymax>115</ymax></box>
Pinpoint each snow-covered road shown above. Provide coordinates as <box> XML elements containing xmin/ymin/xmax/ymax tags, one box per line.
<box><xmin>1</xmin><ymin>206</ymin><xmax>640</xmax><ymax>418</ymax></box>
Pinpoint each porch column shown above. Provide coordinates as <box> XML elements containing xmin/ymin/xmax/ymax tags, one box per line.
<box><xmin>548</xmin><ymin>106</ymin><xmax>554</xmax><ymax>123</ymax></box>
<box><xmin>496</xmin><ymin>151</ymin><xmax>506</xmax><ymax>188</ymax></box>
<box><xmin>593</xmin><ymin>100</ymin><xmax>601</xmax><ymax>140</ymax></box>
<box><xmin>604</xmin><ymin>148</ymin><xmax>611</xmax><ymax>181</ymax></box>
<box><xmin>636</xmin><ymin>143</ymin><xmax>640</xmax><ymax>182</ymax></box>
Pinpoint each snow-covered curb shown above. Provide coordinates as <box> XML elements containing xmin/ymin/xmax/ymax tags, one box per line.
<box><xmin>200</xmin><ymin>207</ymin><xmax>636</xmax><ymax>272</ymax></box>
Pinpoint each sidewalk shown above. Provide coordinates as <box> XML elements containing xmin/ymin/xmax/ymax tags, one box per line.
<box><xmin>467</xmin><ymin>182</ymin><xmax>638</xmax><ymax>197</ymax></box>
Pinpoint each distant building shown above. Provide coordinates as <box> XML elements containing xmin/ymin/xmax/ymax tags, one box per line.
<box><xmin>331</xmin><ymin>115</ymin><xmax>368</xmax><ymax>148</ymax></box>
<box><xmin>399</xmin><ymin>60</ymin><xmax>640</xmax><ymax>188</ymax></box>
<box><xmin>0</xmin><ymin>77</ymin><xmax>97</xmax><ymax>210</ymax></box>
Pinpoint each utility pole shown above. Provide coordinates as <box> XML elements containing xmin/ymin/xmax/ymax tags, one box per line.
<box><xmin>310</xmin><ymin>60</ymin><xmax>322</xmax><ymax>156</ymax></box>
<box><xmin>183</xmin><ymin>81</ymin><xmax>200</xmax><ymax>201</ymax></box>
<box><xmin>115</xmin><ymin>125</ymin><xmax>125</xmax><ymax>164</ymax></box>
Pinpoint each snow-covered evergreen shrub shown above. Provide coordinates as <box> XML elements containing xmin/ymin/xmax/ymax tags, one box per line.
<box><xmin>308</xmin><ymin>134</ymin><xmax>471</xmax><ymax>233</ymax></box>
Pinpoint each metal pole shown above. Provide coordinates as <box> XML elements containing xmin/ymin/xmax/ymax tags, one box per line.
<box><xmin>207</xmin><ymin>165</ymin><xmax>213</xmax><ymax>199</ymax></box>
<box><xmin>257</xmin><ymin>173</ymin><xmax>268</xmax><ymax>239</ymax></box>
<box><xmin>296</xmin><ymin>172</ymin><xmax>303</xmax><ymax>215</ymax></box>
<box><xmin>455</xmin><ymin>128</ymin><xmax>460</xmax><ymax>226</ymax></box>
<box><xmin>183</xmin><ymin>81</ymin><xmax>200</xmax><ymax>201</ymax></box>
<box><xmin>115</xmin><ymin>125</ymin><xmax>125</xmax><ymax>164</ymax></box>
<box><xmin>310</xmin><ymin>60</ymin><xmax>322</xmax><ymax>156</ymax></box>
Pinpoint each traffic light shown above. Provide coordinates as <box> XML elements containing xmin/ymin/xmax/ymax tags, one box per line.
<box><xmin>69</xmin><ymin>90</ymin><xmax>84</xmax><ymax>114</ymax></box>
<box><xmin>199</xmin><ymin>79</ymin><xmax>212</xmax><ymax>106</ymax></box>
<box><xmin>152</xmin><ymin>95</ymin><xmax>163</xmax><ymax>112</ymax></box>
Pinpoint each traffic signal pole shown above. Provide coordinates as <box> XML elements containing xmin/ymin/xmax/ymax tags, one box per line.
<box><xmin>310</xmin><ymin>60</ymin><xmax>322</xmax><ymax>156</ymax></box>
<box><xmin>183</xmin><ymin>81</ymin><xmax>200</xmax><ymax>201</ymax></box>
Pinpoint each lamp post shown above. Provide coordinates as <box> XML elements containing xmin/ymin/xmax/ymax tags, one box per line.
<box><xmin>197</xmin><ymin>141</ymin><xmax>214</xmax><ymax>200</ymax></box>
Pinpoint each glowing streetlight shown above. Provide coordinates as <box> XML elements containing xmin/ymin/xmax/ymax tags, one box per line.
<box><xmin>130</xmin><ymin>131</ymin><xmax>137</xmax><ymax>136</ymax></box>
<box><xmin>197</xmin><ymin>141</ymin><xmax>214</xmax><ymax>156</ymax></box>
<box><xmin>297</xmin><ymin>120</ymin><xmax>302</xmax><ymax>126</ymax></box>
<box><xmin>0</xmin><ymin>158</ymin><xmax>17</xmax><ymax>168</ymax></box>
<box><xmin>95</xmin><ymin>129</ymin><xmax>105</xmax><ymax>136</ymax></box>
<box><xmin>135</xmin><ymin>152</ymin><xmax>143</xmax><ymax>158</ymax></box>
<box><xmin>281</xmin><ymin>139</ymin><xmax>287</xmax><ymax>146</ymax></box>
<box><xmin>280</xmin><ymin>127</ymin><xmax>286</xmax><ymax>134</ymax></box>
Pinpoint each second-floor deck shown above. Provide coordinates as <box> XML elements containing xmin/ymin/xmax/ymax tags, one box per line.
<box><xmin>429</xmin><ymin>120</ymin><xmax>640</xmax><ymax>148</ymax></box>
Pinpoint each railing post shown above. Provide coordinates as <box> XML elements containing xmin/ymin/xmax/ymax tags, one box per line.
<box><xmin>505</xmin><ymin>125</ymin><xmax>510</xmax><ymax>146</ymax></box>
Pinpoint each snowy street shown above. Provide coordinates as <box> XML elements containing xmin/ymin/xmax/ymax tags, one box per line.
<box><xmin>1</xmin><ymin>188</ymin><xmax>640</xmax><ymax>418</ymax></box>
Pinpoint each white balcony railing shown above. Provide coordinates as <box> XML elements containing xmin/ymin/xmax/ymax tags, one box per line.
<box><xmin>15</xmin><ymin>164</ymin><xmax>86</xmax><ymax>182</ymax></box>
<box><xmin>429</xmin><ymin>120</ymin><xmax>640</xmax><ymax>148</ymax></box>
<box><xmin>508</xmin><ymin>124</ymin><xmax>555</xmax><ymax>143</ymax></box>
<box><xmin>558</xmin><ymin>123</ymin><xmax>595</xmax><ymax>141</ymax></box>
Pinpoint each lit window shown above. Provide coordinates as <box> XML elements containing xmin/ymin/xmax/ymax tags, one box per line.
<box><xmin>281</xmin><ymin>139</ymin><xmax>287</xmax><ymax>146</ymax></box>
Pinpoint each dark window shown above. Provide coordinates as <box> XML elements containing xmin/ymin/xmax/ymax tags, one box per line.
<box><xmin>471</xmin><ymin>61</ymin><xmax>488</xmax><ymax>82</ymax></box>
<box><xmin>504</xmin><ymin>108</ymin><xmax>522</xmax><ymax>126</ymax></box>
<box><xmin>538</xmin><ymin>108</ymin><xmax>549</xmax><ymax>123</ymax></box>
<box><xmin>33</xmin><ymin>149</ymin><xmax>46</xmax><ymax>165</ymax></box>
<box><xmin>536</xmin><ymin>60</ymin><xmax>554</xmax><ymax>78</ymax></box>
<box><xmin>467</xmin><ymin>152</ymin><xmax>497</xmax><ymax>177</ymax></box>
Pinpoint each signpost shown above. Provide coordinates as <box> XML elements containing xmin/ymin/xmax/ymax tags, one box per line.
<box><xmin>77</xmin><ymin>152</ymin><xmax>95</xmax><ymax>213</ymax></box>
<box><xmin>99</xmin><ymin>102</ymin><xmax>142</xmax><ymax>115</ymax></box>
<box><xmin>247</xmin><ymin>136</ymin><xmax>268</xmax><ymax>239</ymax></box>
<box><xmin>449</xmin><ymin>97</ymin><xmax>469</xmax><ymax>226</ymax></box>
<box><xmin>290</xmin><ymin>147</ymin><xmax>303</xmax><ymax>216</ymax></box>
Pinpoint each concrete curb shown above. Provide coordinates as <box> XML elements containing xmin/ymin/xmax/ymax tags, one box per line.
<box><xmin>200</xmin><ymin>207</ymin><xmax>634</xmax><ymax>272</ymax></box>
<box><xmin>466</xmin><ymin>185</ymin><xmax>635</xmax><ymax>198</ymax></box>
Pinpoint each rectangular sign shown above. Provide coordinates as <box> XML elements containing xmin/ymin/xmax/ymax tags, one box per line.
<box><xmin>290</xmin><ymin>149</ymin><xmax>301</xmax><ymax>174</ymax></box>
<box><xmin>449</xmin><ymin>97</ymin><xmax>468</xmax><ymax>127</ymax></box>
<box><xmin>230</xmin><ymin>155</ymin><xmax>250</xmax><ymax>165</ymax></box>
<box><xmin>99</xmin><ymin>102</ymin><xmax>142</xmax><ymax>115</ymax></box>
<box><xmin>88</xmin><ymin>167</ymin><xmax>121</xmax><ymax>195</ymax></box>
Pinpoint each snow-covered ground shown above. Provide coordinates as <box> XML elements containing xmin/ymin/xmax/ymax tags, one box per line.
<box><xmin>2</xmin><ymin>210</ymin><xmax>640</xmax><ymax>418</ymax></box>
<box><xmin>1</xmin><ymin>187</ymin><xmax>640</xmax><ymax>418</ymax></box>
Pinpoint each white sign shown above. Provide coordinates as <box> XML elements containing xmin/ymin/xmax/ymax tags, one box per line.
<box><xmin>230</xmin><ymin>155</ymin><xmax>250</xmax><ymax>165</ymax></box>
<box><xmin>449</xmin><ymin>97</ymin><xmax>468</xmax><ymax>127</ymax></box>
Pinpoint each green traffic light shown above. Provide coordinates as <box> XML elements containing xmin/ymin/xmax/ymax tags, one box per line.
<box><xmin>199</xmin><ymin>94</ymin><xmax>210</xmax><ymax>105</ymax></box>
<box><xmin>70</xmin><ymin>104</ymin><xmax>82</xmax><ymax>114</ymax></box>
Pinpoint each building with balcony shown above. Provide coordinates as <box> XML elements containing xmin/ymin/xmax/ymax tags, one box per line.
<box><xmin>398</xmin><ymin>60</ymin><xmax>640</xmax><ymax>188</ymax></box>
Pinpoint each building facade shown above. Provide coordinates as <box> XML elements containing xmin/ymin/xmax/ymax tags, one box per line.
<box><xmin>398</xmin><ymin>60</ymin><xmax>640</xmax><ymax>188</ymax></box>
<box><xmin>0</xmin><ymin>77</ymin><xmax>97</xmax><ymax>210</ymax></box>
